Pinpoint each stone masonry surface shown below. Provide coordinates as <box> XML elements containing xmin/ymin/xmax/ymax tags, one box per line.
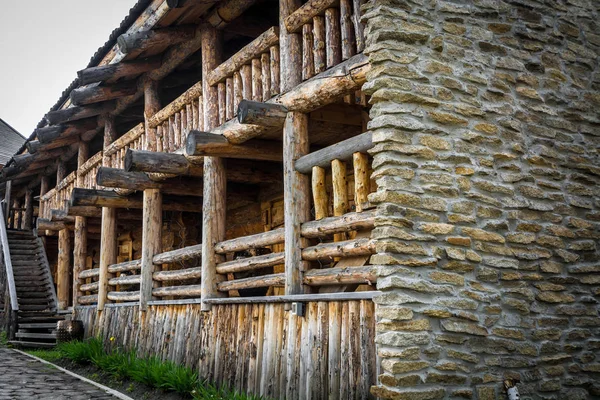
<box><xmin>363</xmin><ymin>0</ymin><xmax>600</xmax><ymax>399</ymax></box>
<box><xmin>0</xmin><ymin>347</ymin><xmax>120</xmax><ymax>399</ymax></box>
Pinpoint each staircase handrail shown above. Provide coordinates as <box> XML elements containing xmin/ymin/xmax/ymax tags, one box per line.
<box><xmin>0</xmin><ymin>206</ymin><xmax>18</xmax><ymax>311</ymax></box>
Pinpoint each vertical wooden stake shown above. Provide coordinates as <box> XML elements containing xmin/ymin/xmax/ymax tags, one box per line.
<box><xmin>140</xmin><ymin>188</ymin><xmax>162</xmax><ymax>311</ymax></box>
<box><xmin>313</xmin><ymin>16</ymin><xmax>326</xmax><ymax>74</ymax></box>
<box><xmin>73</xmin><ymin>141</ymin><xmax>89</xmax><ymax>306</ymax></box>
<box><xmin>353</xmin><ymin>152</ymin><xmax>369</xmax><ymax>212</ymax></box>
<box><xmin>284</xmin><ymin>112</ymin><xmax>310</xmax><ymax>296</ymax></box>
<box><xmin>302</xmin><ymin>24</ymin><xmax>315</xmax><ymax>80</ymax></box>
<box><xmin>144</xmin><ymin>78</ymin><xmax>161</xmax><ymax>151</ymax></box>
<box><xmin>340</xmin><ymin>0</ymin><xmax>356</xmax><ymax>60</ymax></box>
<box><xmin>261</xmin><ymin>52</ymin><xmax>271</xmax><ymax>101</ymax></box>
<box><xmin>311</xmin><ymin>166</ymin><xmax>328</xmax><ymax>220</ymax></box>
<box><xmin>251</xmin><ymin>58</ymin><xmax>263</xmax><ymax>102</ymax></box>
<box><xmin>269</xmin><ymin>46</ymin><xmax>280</xmax><ymax>96</ymax></box>
<box><xmin>57</xmin><ymin>228</ymin><xmax>71</xmax><ymax>309</ymax></box>
<box><xmin>240</xmin><ymin>64</ymin><xmax>252</xmax><ymax>101</ymax></box>
<box><xmin>201</xmin><ymin>24</ymin><xmax>225</xmax><ymax>311</ymax></box>
<box><xmin>23</xmin><ymin>189</ymin><xmax>33</xmax><ymax>230</ymax></box>
<box><xmin>325</xmin><ymin>8</ymin><xmax>342</xmax><ymax>68</ymax></box>
<box><xmin>225</xmin><ymin>77</ymin><xmax>234</xmax><ymax>120</ymax></box>
<box><xmin>98</xmin><ymin>116</ymin><xmax>117</xmax><ymax>311</ymax></box>
<box><xmin>280</xmin><ymin>0</ymin><xmax>302</xmax><ymax>92</ymax></box>
<box><xmin>331</xmin><ymin>159</ymin><xmax>348</xmax><ymax>242</ymax></box>
<box><xmin>3</xmin><ymin>180</ymin><xmax>11</xmax><ymax>225</ymax></box>
<box><xmin>56</xmin><ymin>161</ymin><xmax>66</xmax><ymax>184</ymax></box>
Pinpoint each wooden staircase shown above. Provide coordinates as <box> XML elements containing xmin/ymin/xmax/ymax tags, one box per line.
<box><xmin>5</xmin><ymin>229</ymin><xmax>64</xmax><ymax>348</ymax></box>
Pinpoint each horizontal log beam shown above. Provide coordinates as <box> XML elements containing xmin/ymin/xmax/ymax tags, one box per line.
<box><xmin>215</xmin><ymin>228</ymin><xmax>284</xmax><ymax>254</ymax></box>
<box><xmin>153</xmin><ymin>267</ymin><xmax>202</xmax><ymax>281</ymax></box>
<box><xmin>301</xmin><ymin>210</ymin><xmax>375</xmax><ymax>238</ymax></box>
<box><xmin>80</xmin><ymin>281</ymin><xmax>99</xmax><ymax>292</ymax></box>
<box><xmin>96</xmin><ymin>167</ymin><xmax>203</xmax><ymax>197</ymax></box>
<box><xmin>70</xmin><ymin>188</ymin><xmax>202</xmax><ymax>213</ymax></box>
<box><xmin>117</xmin><ymin>25</ymin><xmax>195</xmax><ymax>55</ymax></box>
<box><xmin>35</xmin><ymin>119</ymin><xmax>97</xmax><ymax>144</ymax></box>
<box><xmin>108</xmin><ymin>259</ymin><xmax>141</xmax><ymax>274</ymax></box>
<box><xmin>37</xmin><ymin>218</ymin><xmax>71</xmax><ymax>231</ymax></box>
<box><xmin>216</xmin><ymin>251</ymin><xmax>284</xmax><ymax>274</ymax></box>
<box><xmin>295</xmin><ymin>131</ymin><xmax>372</xmax><ymax>173</ymax></box>
<box><xmin>237</xmin><ymin>100</ymin><xmax>288</xmax><ymax>127</ymax></box>
<box><xmin>107</xmin><ymin>291</ymin><xmax>140</xmax><ymax>302</ymax></box>
<box><xmin>152</xmin><ymin>244</ymin><xmax>202</xmax><ymax>264</ymax></box>
<box><xmin>207</xmin><ymin>26</ymin><xmax>280</xmax><ymax>86</ymax></box>
<box><xmin>217</xmin><ymin>273</ymin><xmax>285</xmax><ymax>292</ymax></box>
<box><xmin>152</xmin><ymin>284</ymin><xmax>202</xmax><ymax>297</ymax></box>
<box><xmin>108</xmin><ymin>274</ymin><xmax>140</xmax><ymax>286</ymax></box>
<box><xmin>25</xmin><ymin>141</ymin><xmax>43</xmax><ymax>154</ymax></box>
<box><xmin>77</xmin><ymin>57</ymin><xmax>162</xmax><ymax>85</ymax></box>
<box><xmin>303</xmin><ymin>265</ymin><xmax>376</xmax><ymax>286</ymax></box>
<box><xmin>203</xmin><ymin>291</ymin><xmax>380</xmax><ymax>304</ymax></box>
<box><xmin>185</xmin><ymin>130</ymin><xmax>283</xmax><ymax>161</ymax></box>
<box><xmin>301</xmin><ymin>237</ymin><xmax>376</xmax><ymax>261</ymax></box>
<box><xmin>125</xmin><ymin>149</ymin><xmax>203</xmax><ymax>176</ymax></box>
<box><xmin>50</xmin><ymin>209</ymin><xmax>75</xmax><ymax>223</ymax></box>
<box><xmin>284</xmin><ymin>0</ymin><xmax>338</xmax><ymax>33</ymax></box>
<box><xmin>77</xmin><ymin>294</ymin><xmax>98</xmax><ymax>305</ymax></box>
<box><xmin>211</xmin><ymin>54</ymin><xmax>369</xmax><ymax>144</ymax></box>
<box><xmin>78</xmin><ymin>268</ymin><xmax>100</xmax><ymax>279</ymax></box>
<box><xmin>45</xmin><ymin>102</ymin><xmax>116</xmax><ymax>125</ymax></box>
<box><xmin>70</xmin><ymin>81</ymin><xmax>138</xmax><ymax>106</ymax></box>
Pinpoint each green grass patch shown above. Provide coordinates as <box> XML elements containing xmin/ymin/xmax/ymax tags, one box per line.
<box><xmin>29</xmin><ymin>337</ymin><xmax>263</xmax><ymax>399</ymax></box>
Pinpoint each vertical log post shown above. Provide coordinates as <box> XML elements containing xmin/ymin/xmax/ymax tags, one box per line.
<box><xmin>311</xmin><ymin>166</ymin><xmax>328</xmax><ymax>220</ymax></box>
<box><xmin>73</xmin><ymin>141</ymin><xmax>89</xmax><ymax>306</ymax></box>
<box><xmin>57</xmin><ymin>228</ymin><xmax>71</xmax><ymax>309</ymax></box>
<box><xmin>144</xmin><ymin>79</ymin><xmax>161</xmax><ymax>151</ymax></box>
<box><xmin>98</xmin><ymin>116</ymin><xmax>118</xmax><ymax>311</ymax></box>
<box><xmin>284</xmin><ymin>112</ymin><xmax>310</xmax><ymax>295</ymax></box>
<box><xmin>340</xmin><ymin>0</ymin><xmax>356</xmax><ymax>60</ymax></box>
<box><xmin>353</xmin><ymin>152</ymin><xmax>369</xmax><ymax>212</ymax></box>
<box><xmin>140</xmin><ymin>189</ymin><xmax>162</xmax><ymax>310</ymax></box>
<box><xmin>23</xmin><ymin>189</ymin><xmax>33</xmax><ymax>230</ymax></box>
<box><xmin>280</xmin><ymin>0</ymin><xmax>302</xmax><ymax>92</ymax></box>
<box><xmin>200</xmin><ymin>24</ymin><xmax>225</xmax><ymax>311</ymax></box>
<box><xmin>325</xmin><ymin>8</ymin><xmax>342</xmax><ymax>68</ymax></box>
<box><xmin>39</xmin><ymin>176</ymin><xmax>49</xmax><ymax>238</ymax></box>
<box><xmin>331</xmin><ymin>159</ymin><xmax>348</xmax><ymax>242</ymax></box>
<box><xmin>302</xmin><ymin>24</ymin><xmax>315</xmax><ymax>80</ymax></box>
<box><xmin>313</xmin><ymin>16</ymin><xmax>326</xmax><ymax>74</ymax></box>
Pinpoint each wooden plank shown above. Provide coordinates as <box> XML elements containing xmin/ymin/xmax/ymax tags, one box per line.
<box><xmin>295</xmin><ymin>131</ymin><xmax>372</xmax><ymax>173</ymax></box>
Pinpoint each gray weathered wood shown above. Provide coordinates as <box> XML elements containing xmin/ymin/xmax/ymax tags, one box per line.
<box><xmin>301</xmin><ymin>210</ymin><xmax>375</xmax><ymax>238</ymax></box>
<box><xmin>77</xmin><ymin>57</ymin><xmax>162</xmax><ymax>85</ymax></box>
<box><xmin>0</xmin><ymin>207</ymin><xmax>18</xmax><ymax>311</ymax></box>
<box><xmin>117</xmin><ymin>26</ymin><xmax>195</xmax><ymax>55</ymax></box>
<box><xmin>215</xmin><ymin>228</ymin><xmax>285</xmax><ymax>254</ymax></box>
<box><xmin>152</xmin><ymin>244</ymin><xmax>202</xmax><ymax>265</ymax></box>
<box><xmin>140</xmin><ymin>188</ymin><xmax>162</xmax><ymax>311</ymax></box>
<box><xmin>237</xmin><ymin>100</ymin><xmax>288</xmax><ymax>127</ymax></box>
<box><xmin>301</xmin><ymin>237</ymin><xmax>376</xmax><ymax>261</ymax></box>
<box><xmin>295</xmin><ymin>131</ymin><xmax>372</xmax><ymax>173</ymax></box>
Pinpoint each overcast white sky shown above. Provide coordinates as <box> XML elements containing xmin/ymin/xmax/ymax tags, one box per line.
<box><xmin>0</xmin><ymin>1</ymin><xmax>136</xmax><ymax>137</ymax></box>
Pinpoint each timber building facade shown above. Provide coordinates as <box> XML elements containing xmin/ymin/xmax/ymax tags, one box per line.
<box><xmin>1</xmin><ymin>0</ymin><xmax>599</xmax><ymax>399</ymax></box>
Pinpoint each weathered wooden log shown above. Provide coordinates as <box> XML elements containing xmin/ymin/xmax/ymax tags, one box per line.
<box><xmin>216</xmin><ymin>251</ymin><xmax>284</xmax><ymax>274</ymax></box>
<box><xmin>218</xmin><ymin>82</ymin><xmax>226</xmax><ymax>124</ymax></box>
<box><xmin>71</xmin><ymin>81</ymin><xmax>138</xmax><ymax>106</ymax></box>
<box><xmin>79</xmin><ymin>268</ymin><xmax>100</xmax><ymax>279</ymax></box>
<box><xmin>302</xmin><ymin>24</ymin><xmax>315</xmax><ymax>80</ymax></box>
<box><xmin>301</xmin><ymin>210</ymin><xmax>375</xmax><ymax>238</ymax></box>
<box><xmin>313</xmin><ymin>15</ymin><xmax>326</xmax><ymax>74</ymax></box>
<box><xmin>152</xmin><ymin>244</ymin><xmax>202</xmax><ymax>265</ymax></box>
<box><xmin>108</xmin><ymin>259</ymin><xmax>141</xmax><ymax>274</ymax></box>
<box><xmin>280</xmin><ymin>0</ymin><xmax>303</xmax><ymax>93</ymax></box>
<box><xmin>312</xmin><ymin>166</ymin><xmax>328</xmax><ymax>220</ymax></box>
<box><xmin>140</xmin><ymin>188</ymin><xmax>162</xmax><ymax>310</ymax></box>
<box><xmin>80</xmin><ymin>281</ymin><xmax>99</xmax><ymax>292</ymax></box>
<box><xmin>152</xmin><ymin>284</ymin><xmax>202</xmax><ymax>297</ymax></box>
<box><xmin>207</xmin><ymin>27</ymin><xmax>280</xmax><ymax>86</ymax></box>
<box><xmin>237</xmin><ymin>100</ymin><xmax>288</xmax><ymax>127</ymax></box>
<box><xmin>303</xmin><ymin>265</ymin><xmax>376</xmax><ymax>286</ymax></box>
<box><xmin>325</xmin><ymin>8</ymin><xmax>342</xmax><ymax>68</ymax></box>
<box><xmin>45</xmin><ymin>102</ymin><xmax>116</xmax><ymax>125</ymax></box>
<box><xmin>284</xmin><ymin>111</ymin><xmax>310</xmax><ymax>296</ymax></box>
<box><xmin>108</xmin><ymin>274</ymin><xmax>141</xmax><ymax>286</ymax></box>
<box><xmin>260</xmin><ymin>52</ymin><xmax>271</xmax><ymax>101</ymax></box>
<box><xmin>23</xmin><ymin>189</ymin><xmax>33</xmax><ymax>231</ymax></box>
<box><xmin>218</xmin><ymin>273</ymin><xmax>285</xmax><ymax>292</ymax></box>
<box><xmin>185</xmin><ymin>130</ymin><xmax>283</xmax><ymax>161</ymax></box>
<box><xmin>107</xmin><ymin>291</ymin><xmax>140</xmax><ymax>302</ymax></box>
<box><xmin>353</xmin><ymin>0</ymin><xmax>366</xmax><ymax>52</ymax></box>
<box><xmin>50</xmin><ymin>209</ymin><xmax>75</xmax><ymax>223</ymax></box>
<box><xmin>240</xmin><ymin>64</ymin><xmax>252</xmax><ymax>100</ymax></box>
<box><xmin>125</xmin><ymin>149</ymin><xmax>203</xmax><ymax>176</ymax></box>
<box><xmin>153</xmin><ymin>266</ymin><xmax>202</xmax><ymax>281</ymax></box>
<box><xmin>204</xmin><ymin>291</ymin><xmax>378</xmax><ymax>304</ymax></box>
<box><xmin>284</xmin><ymin>0</ymin><xmax>338</xmax><ymax>33</ymax></box>
<box><xmin>206</xmin><ymin>0</ymin><xmax>259</xmax><ymax>28</ymax></box>
<box><xmin>98</xmin><ymin>202</ymin><xmax>117</xmax><ymax>311</ymax></box>
<box><xmin>57</xmin><ymin>228</ymin><xmax>71</xmax><ymax>309</ymax></box>
<box><xmin>70</xmin><ymin>188</ymin><xmax>201</xmax><ymax>213</ymax></box>
<box><xmin>251</xmin><ymin>58</ymin><xmax>262</xmax><ymax>102</ymax></box>
<box><xmin>332</xmin><ymin>159</ymin><xmax>348</xmax><ymax>242</ymax></box>
<box><xmin>340</xmin><ymin>0</ymin><xmax>356</xmax><ymax>60</ymax></box>
<box><xmin>78</xmin><ymin>294</ymin><xmax>98</xmax><ymax>305</ymax></box>
<box><xmin>295</xmin><ymin>131</ymin><xmax>372</xmax><ymax>173</ymax></box>
<box><xmin>353</xmin><ymin>152</ymin><xmax>369</xmax><ymax>212</ymax></box>
<box><xmin>143</xmin><ymin>78</ymin><xmax>161</xmax><ymax>151</ymax></box>
<box><xmin>302</xmin><ymin>237</ymin><xmax>375</xmax><ymax>260</ymax></box>
<box><xmin>117</xmin><ymin>25</ymin><xmax>195</xmax><ymax>55</ymax></box>
<box><xmin>37</xmin><ymin>218</ymin><xmax>71</xmax><ymax>232</ymax></box>
<box><xmin>96</xmin><ymin>167</ymin><xmax>203</xmax><ymax>197</ymax></box>
<box><xmin>208</xmin><ymin>54</ymin><xmax>369</xmax><ymax>144</ymax></box>
<box><xmin>215</xmin><ymin>228</ymin><xmax>285</xmax><ymax>254</ymax></box>
<box><xmin>270</xmin><ymin>45</ymin><xmax>280</xmax><ymax>95</ymax></box>
<box><xmin>77</xmin><ymin>57</ymin><xmax>162</xmax><ymax>85</ymax></box>
<box><xmin>36</xmin><ymin>119</ymin><xmax>97</xmax><ymax>143</ymax></box>
<box><xmin>12</xmin><ymin>154</ymin><xmax>35</xmax><ymax>169</ymax></box>
<box><xmin>25</xmin><ymin>141</ymin><xmax>43</xmax><ymax>154</ymax></box>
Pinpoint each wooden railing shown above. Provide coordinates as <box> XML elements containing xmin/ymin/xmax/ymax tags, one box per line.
<box><xmin>40</xmin><ymin>171</ymin><xmax>77</xmax><ymax>218</ymax></box>
<box><xmin>79</xmin><ymin>152</ymin><xmax>103</xmax><ymax>190</ymax></box>
<box><xmin>104</xmin><ymin>123</ymin><xmax>146</xmax><ymax>169</ymax></box>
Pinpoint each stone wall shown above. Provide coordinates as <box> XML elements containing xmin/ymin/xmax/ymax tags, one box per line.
<box><xmin>364</xmin><ymin>0</ymin><xmax>599</xmax><ymax>399</ymax></box>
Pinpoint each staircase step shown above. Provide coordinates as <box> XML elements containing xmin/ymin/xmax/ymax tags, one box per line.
<box><xmin>18</xmin><ymin>292</ymin><xmax>52</xmax><ymax>299</ymax></box>
<box><xmin>18</xmin><ymin>315</ymin><xmax>64</xmax><ymax>323</ymax></box>
<box><xmin>19</xmin><ymin>305</ymin><xmax>52</xmax><ymax>311</ymax></box>
<box><xmin>17</xmin><ymin>298</ymin><xmax>53</xmax><ymax>305</ymax></box>
<box><xmin>18</xmin><ymin>322</ymin><xmax>58</xmax><ymax>329</ymax></box>
<box><xmin>8</xmin><ymin>340</ymin><xmax>56</xmax><ymax>348</ymax></box>
<box><xmin>16</xmin><ymin>331</ymin><xmax>57</xmax><ymax>339</ymax></box>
